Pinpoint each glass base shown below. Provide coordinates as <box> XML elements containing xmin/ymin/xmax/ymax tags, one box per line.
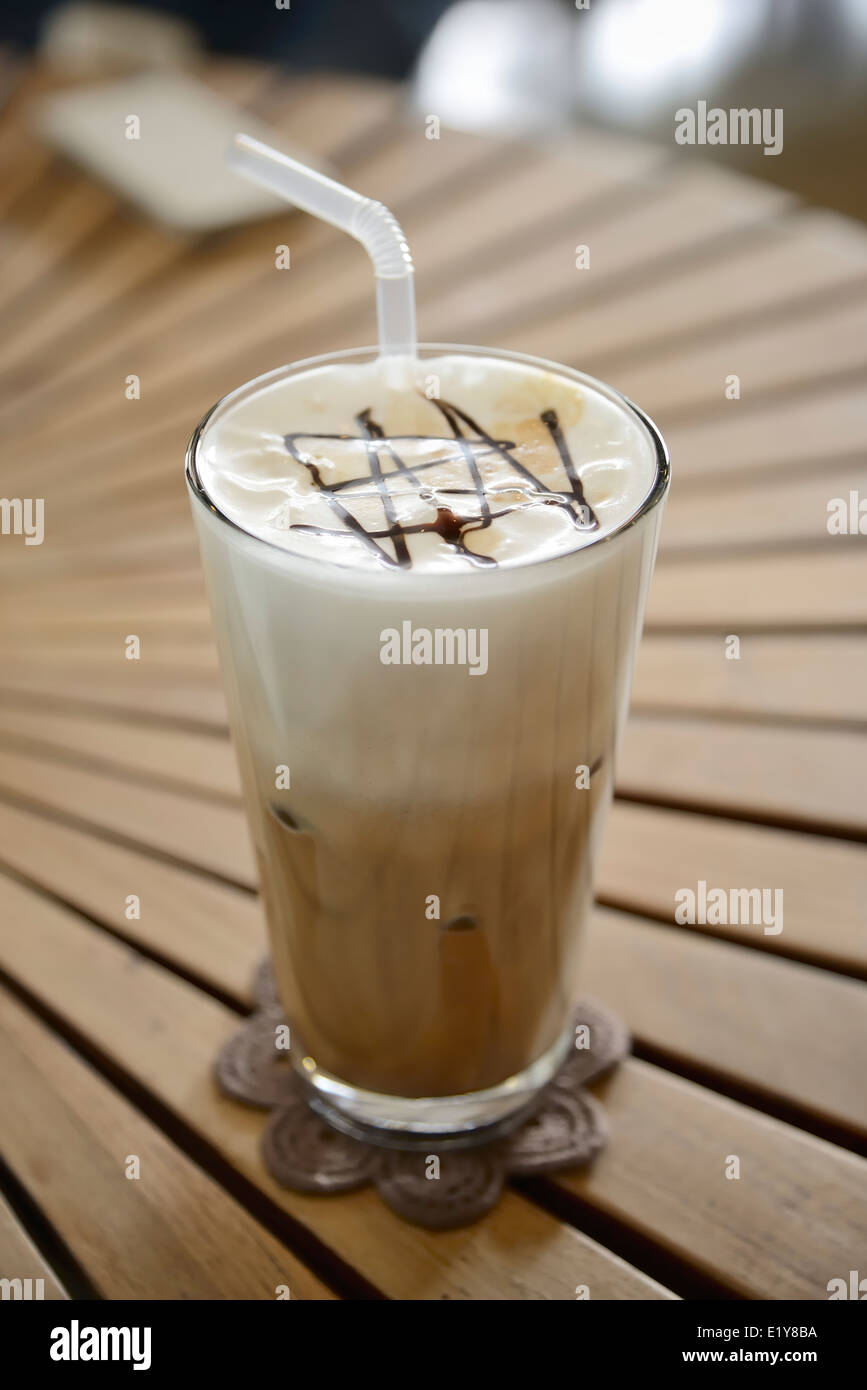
<box><xmin>294</xmin><ymin>1023</ymin><xmax>575</xmax><ymax>1149</ymax></box>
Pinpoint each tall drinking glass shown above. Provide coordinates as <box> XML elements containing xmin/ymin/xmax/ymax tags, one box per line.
<box><xmin>187</xmin><ymin>343</ymin><xmax>669</xmax><ymax>1142</ymax></box>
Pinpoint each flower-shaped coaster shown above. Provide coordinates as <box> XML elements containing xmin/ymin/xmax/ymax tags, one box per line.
<box><xmin>216</xmin><ymin>958</ymin><xmax>629</xmax><ymax>1229</ymax></box>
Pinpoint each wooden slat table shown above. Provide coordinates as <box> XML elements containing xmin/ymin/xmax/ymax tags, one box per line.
<box><xmin>0</xmin><ymin>61</ymin><xmax>865</xmax><ymax>1301</ymax></box>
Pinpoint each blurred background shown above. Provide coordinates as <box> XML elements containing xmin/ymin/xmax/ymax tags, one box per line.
<box><xmin>2</xmin><ymin>0</ymin><xmax>867</xmax><ymax>219</ymax></box>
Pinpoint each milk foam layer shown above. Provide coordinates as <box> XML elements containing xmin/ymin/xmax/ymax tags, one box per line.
<box><xmin>197</xmin><ymin>353</ymin><xmax>657</xmax><ymax>572</ymax></box>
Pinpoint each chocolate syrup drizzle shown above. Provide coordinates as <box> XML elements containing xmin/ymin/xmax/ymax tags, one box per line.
<box><xmin>282</xmin><ymin>397</ymin><xmax>598</xmax><ymax>569</ymax></box>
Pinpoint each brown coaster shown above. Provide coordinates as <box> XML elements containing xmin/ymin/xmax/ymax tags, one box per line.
<box><xmin>217</xmin><ymin>959</ymin><xmax>629</xmax><ymax>1230</ymax></box>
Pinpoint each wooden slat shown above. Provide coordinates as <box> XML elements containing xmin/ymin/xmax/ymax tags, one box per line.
<box><xmin>517</xmin><ymin>207</ymin><xmax>867</xmax><ymax>369</ymax></box>
<box><xmin>0</xmin><ymin>799</ymin><xmax>262</xmax><ymax>999</ymax></box>
<box><xmin>633</xmin><ymin>633</ymin><xmax>867</xmax><ymax>724</ymax></box>
<box><xmin>583</xmin><ymin>906</ymin><xmax>867</xmax><ymax>1138</ymax></box>
<box><xmin>663</xmin><ymin>383</ymin><xmax>867</xmax><ymax>482</ymax></box>
<box><xmin>0</xmin><ymin>746</ymin><xmax>254</xmax><ymax>883</ymax></box>
<box><xmin>0</xmin><ymin>872</ymin><xmax>674</xmax><ymax>1301</ymax></box>
<box><xmin>0</xmin><ymin>568</ymin><xmax>206</xmax><ymax>622</ymax></box>
<box><xmin>0</xmin><ymin>986</ymin><xmax>334</xmax><ymax>1299</ymax></box>
<box><xmin>242</xmin><ymin>71</ymin><xmax>401</xmax><ymax>160</ymax></box>
<box><xmin>619</xmin><ymin>714</ymin><xmax>867</xmax><ymax>836</ymax></box>
<box><xmin>0</xmin><ymin>523</ymin><xmax>200</xmax><ymax>580</ymax></box>
<box><xmin>0</xmin><ymin>633</ymin><xmax>219</xmax><ymax>667</ymax></box>
<box><xmin>600</xmin><ymin>801</ymin><xmax>867</xmax><ymax>975</ymax></box>
<box><xmin>0</xmin><ymin>180</ymin><xmax>118</xmax><ymax>312</ymax></box>
<box><xmin>556</xmin><ymin>1057</ymin><xmax>867</xmax><ymax>1301</ymax></box>
<box><xmin>0</xmin><ymin>604</ymin><xmax>206</xmax><ymax>635</ymax></box>
<box><xmin>658</xmin><ymin>460</ymin><xmax>866</xmax><ymax>553</ymax></box>
<box><xmin>646</xmin><ymin>551</ymin><xmax>867</xmax><ymax>627</ymax></box>
<box><xmin>0</xmin><ymin>520</ymin><xmax>201</xmax><ymax>585</ymax></box>
<box><xmin>0</xmin><ymin>417</ymin><xmax>190</xmax><ymax>509</ymax></box>
<box><xmin>0</xmin><ymin>144</ymin><xmax>54</xmax><ymax>219</ymax></box>
<box><xmin>338</xmin><ymin>111</ymin><xmax>516</xmax><ymax>212</ymax></box>
<box><xmin>0</xmin><ymin>60</ymin><xmax>274</xmax><ymax>323</ymax></box>
<box><xmin>0</xmin><ymin>219</ymin><xmax>180</xmax><ymax>376</ymax></box>
<box><xmin>0</xmin><ymin>704</ymin><xmax>240</xmax><ymax>800</ymax></box>
<box><xmin>0</xmin><ymin>1192</ymin><xmax>68</xmax><ymax>1300</ymax></box>
<box><xmin>0</xmin><ymin>664</ymin><xmax>227</xmax><ymax>726</ymax></box>
<box><xmin>616</xmin><ymin>293</ymin><xmax>867</xmax><ymax>419</ymax></box>
<box><xmin>427</xmin><ymin>164</ymin><xmax>788</xmax><ymax>344</ymax></box>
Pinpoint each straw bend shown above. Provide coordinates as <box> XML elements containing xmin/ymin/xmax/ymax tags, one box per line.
<box><xmin>228</xmin><ymin>133</ymin><xmax>416</xmax><ymax>356</ymax></box>
<box><xmin>349</xmin><ymin>197</ymin><xmax>414</xmax><ymax>280</ymax></box>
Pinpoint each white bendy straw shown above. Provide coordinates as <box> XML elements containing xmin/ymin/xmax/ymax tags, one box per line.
<box><xmin>227</xmin><ymin>133</ymin><xmax>417</xmax><ymax>359</ymax></box>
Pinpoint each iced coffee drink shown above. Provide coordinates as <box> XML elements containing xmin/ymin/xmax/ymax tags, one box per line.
<box><xmin>187</xmin><ymin>344</ymin><xmax>668</xmax><ymax>1139</ymax></box>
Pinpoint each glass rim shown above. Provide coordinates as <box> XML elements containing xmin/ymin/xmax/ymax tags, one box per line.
<box><xmin>185</xmin><ymin>342</ymin><xmax>671</xmax><ymax>579</ymax></box>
